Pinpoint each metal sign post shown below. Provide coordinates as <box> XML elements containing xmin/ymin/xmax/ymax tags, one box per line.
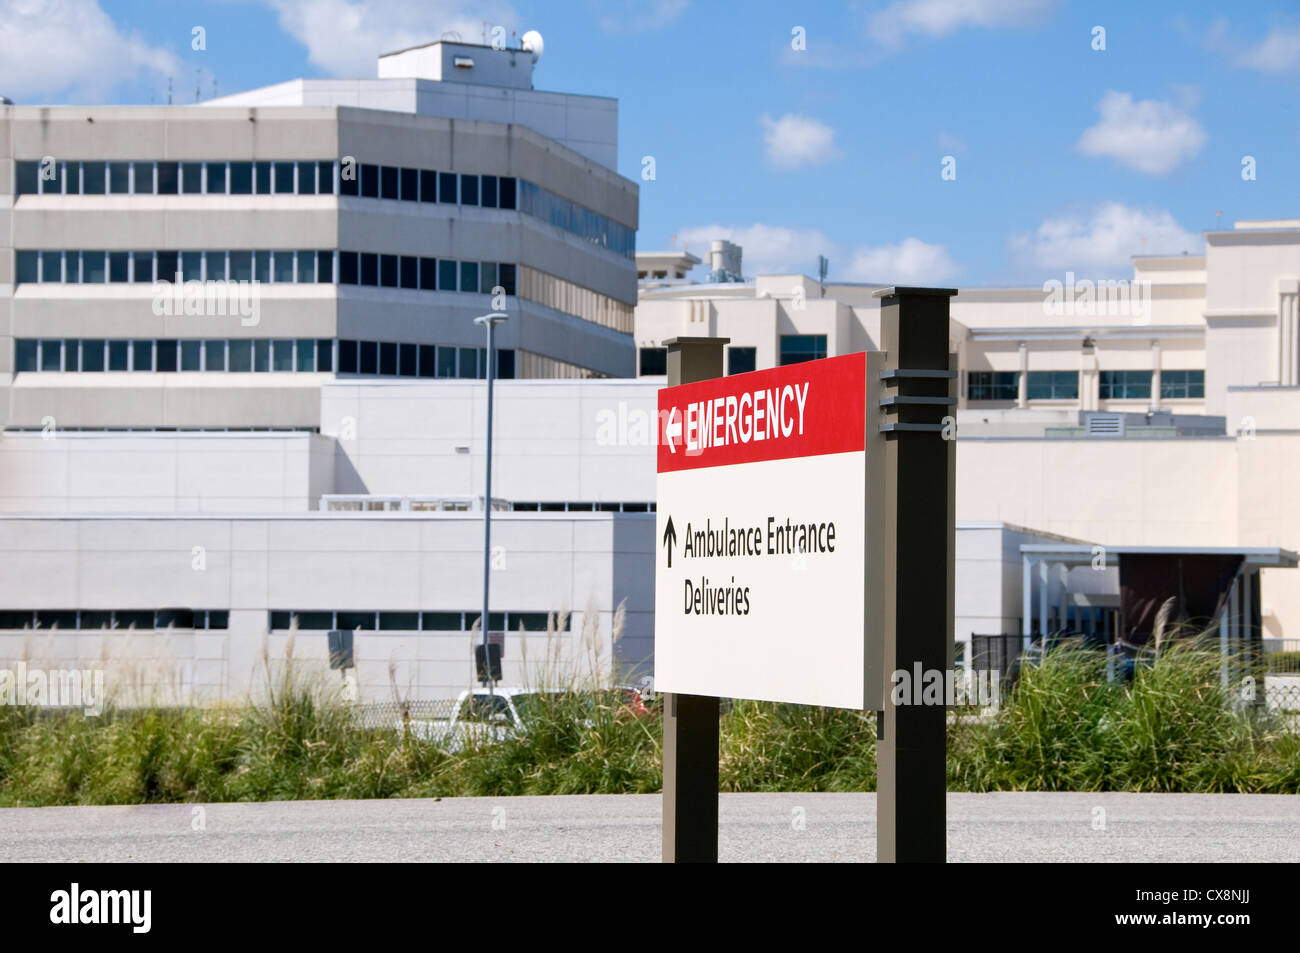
<box><xmin>661</xmin><ymin>336</ymin><xmax>727</xmax><ymax>864</ymax></box>
<box><xmin>874</xmin><ymin>286</ymin><xmax>957</xmax><ymax>864</ymax></box>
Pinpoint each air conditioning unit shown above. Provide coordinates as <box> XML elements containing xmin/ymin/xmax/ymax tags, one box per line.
<box><xmin>1085</xmin><ymin>413</ymin><xmax>1125</xmax><ymax>437</ymax></box>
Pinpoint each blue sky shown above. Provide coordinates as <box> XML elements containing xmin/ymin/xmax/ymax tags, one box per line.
<box><xmin>3</xmin><ymin>0</ymin><xmax>1298</xmax><ymax>285</ymax></box>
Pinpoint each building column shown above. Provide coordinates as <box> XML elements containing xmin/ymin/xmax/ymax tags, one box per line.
<box><xmin>1080</xmin><ymin>338</ymin><xmax>1097</xmax><ymax>411</ymax></box>
<box><xmin>1017</xmin><ymin>342</ymin><xmax>1028</xmax><ymax>408</ymax></box>
<box><xmin>1280</xmin><ymin>281</ymin><xmax>1299</xmax><ymax>387</ymax></box>
<box><xmin>1150</xmin><ymin>339</ymin><xmax>1162</xmax><ymax>411</ymax></box>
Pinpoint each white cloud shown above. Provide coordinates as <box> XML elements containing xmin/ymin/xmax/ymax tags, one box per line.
<box><xmin>1076</xmin><ymin>91</ymin><xmax>1206</xmax><ymax>175</ymax></box>
<box><xmin>264</xmin><ymin>0</ymin><xmax>518</xmax><ymax>77</ymax></box>
<box><xmin>869</xmin><ymin>0</ymin><xmax>1055</xmax><ymax>45</ymax></box>
<box><xmin>0</xmin><ymin>0</ymin><xmax>179</xmax><ymax>102</ymax></box>
<box><xmin>844</xmin><ymin>238</ymin><xmax>960</xmax><ymax>284</ymax></box>
<box><xmin>675</xmin><ymin>224</ymin><xmax>837</xmax><ymax>277</ymax></box>
<box><xmin>1010</xmin><ymin>202</ymin><xmax>1202</xmax><ymax>272</ymax></box>
<box><xmin>1234</xmin><ymin>23</ymin><xmax>1300</xmax><ymax>72</ymax></box>
<box><xmin>596</xmin><ymin>0</ymin><xmax>689</xmax><ymax>35</ymax></box>
<box><xmin>674</xmin><ymin>224</ymin><xmax>958</xmax><ymax>284</ymax></box>
<box><xmin>759</xmin><ymin>113</ymin><xmax>842</xmax><ymax>170</ymax></box>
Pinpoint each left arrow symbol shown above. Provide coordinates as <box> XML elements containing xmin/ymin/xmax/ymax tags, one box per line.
<box><xmin>662</xmin><ymin>515</ymin><xmax>677</xmax><ymax>569</ymax></box>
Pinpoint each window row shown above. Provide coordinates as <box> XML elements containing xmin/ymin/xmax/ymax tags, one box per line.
<box><xmin>267</xmin><ymin>610</ymin><xmax>572</xmax><ymax>633</ymax></box>
<box><xmin>638</xmin><ymin>344</ymin><xmax>766</xmax><ymax>377</ymax></box>
<box><xmin>14</xmin><ymin>249</ymin><xmax>514</xmax><ymax>291</ymax></box>
<box><xmin>510</xmin><ymin>502</ymin><xmax>656</xmax><ymax>512</ymax></box>
<box><xmin>15</xmin><ymin>159</ymin><xmax>635</xmax><ymax>259</ymax></box>
<box><xmin>0</xmin><ymin>609</ymin><xmax>229</xmax><ymax>631</ymax></box>
<box><xmin>13</xmin><ymin>335</ymin><xmax>512</xmax><ymax>377</ymax></box>
<box><xmin>337</xmin><ymin>253</ymin><xmax>515</xmax><ymax>295</ymax></box>
<box><xmin>517</xmin><ymin>265</ymin><xmax>632</xmax><ymax>334</ymax></box>
<box><xmin>14</xmin><ymin>338</ymin><xmax>516</xmax><ymax>379</ymax></box>
<box><xmin>966</xmin><ymin>370</ymin><xmax>1205</xmax><ymax>401</ymax></box>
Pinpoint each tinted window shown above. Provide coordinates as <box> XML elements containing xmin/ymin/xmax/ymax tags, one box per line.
<box><xmin>296</xmin><ymin>339</ymin><xmax>315</xmax><ymax>372</ymax></box>
<box><xmin>480</xmin><ymin>174</ymin><xmax>497</xmax><ymax>208</ymax></box>
<box><xmin>229</xmin><ymin>161</ymin><xmax>252</xmax><ymax>194</ymax></box>
<box><xmin>229</xmin><ymin>340</ymin><xmax>252</xmax><ymax>372</ymax></box>
<box><xmin>82</xmin><ymin>340</ymin><xmax>105</xmax><ymax>372</ymax></box>
<box><xmin>339</xmin><ymin>251</ymin><xmax>358</xmax><ymax>284</ymax></box>
<box><xmin>379</xmin><ymin>341</ymin><xmax>397</xmax><ymax>375</ymax></box>
<box><xmin>317</xmin><ymin>250</ymin><xmax>333</xmax><ymax>283</ymax></box>
<box><xmin>498</xmin><ymin>176</ymin><xmax>517</xmax><ymax>209</ymax></box>
<box><xmin>84</xmin><ymin>251</ymin><xmax>106</xmax><ymax>283</ymax></box>
<box><xmin>295</xmin><ymin>162</ymin><xmax>316</xmax><ymax>195</ymax></box>
<box><xmin>399</xmin><ymin>167</ymin><xmax>418</xmax><ymax>201</ymax></box>
<box><xmin>297</xmin><ymin>251</ymin><xmax>314</xmax><ymax>283</ymax></box>
<box><xmin>421</xmin><ymin>612</ymin><xmax>461</xmax><ymax>631</ymax></box>
<box><xmin>180</xmin><ymin>252</ymin><xmax>201</xmax><ymax>283</ymax></box>
<box><xmin>274</xmin><ymin>161</ymin><xmax>295</xmax><ymax>193</ymax></box>
<box><xmin>498</xmin><ymin>263</ymin><xmax>516</xmax><ymax>296</ymax></box>
<box><xmin>379</xmin><ymin>254</ymin><xmax>397</xmax><ymax>287</ymax></box>
<box><xmin>273</xmin><ymin>250</ymin><xmax>294</xmax><ymax>283</ymax></box>
<box><xmin>359</xmin><ymin>340</ymin><xmax>378</xmax><ymax>374</ymax></box>
<box><xmin>41</xmin><ymin>251</ymin><xmax>61</xmax><ymax>282</ymax></box>
<box><xmin>82</xmin><ymin>161</ymin><xmax>106</xmax><ymax>194</ymax></box>
<box><xmin>497</xmin><ymin>348</ymin><xmax>515</xmax><ymax>379</ymax></box>
<box><xmin>318</xmin><ymin>160</ymin><xmax>334</xmax><ymax>194</ymax></box>
<box><xmin>15</xmin><ymin>161</ymin><xmax>40</xmax><ymax>196</ymax></box>
<box><xmin>380</xmin><ymin>165</ymin><xmax>398</xmax><ymax>200</ymax></box>
<box><xmin>460</xmin><ymin>261</ymin><xmax>478</xmax><ymax>294</ymax></box>
<box><xmin>339</xmin><ymin>162</ymin><xmax>359</xmax><ymax>196</ymax></box>
<box><xmin>156</xmin><ymin>339</ymin><xmax>178</xmax><ymax>372</ymax></box>
<box><xmin>109</xmin><ymin>162</ymin><xmax>131</xmax><ymax>194</ymax></box>
<box><xmin>108</xmin><ymin>251</ymin><xmax>130</xmax><ymax>283</ymax></box>
<box><xmin>273</xmin><ymin>339</ymin><xmax>293</xmax><ymax>371</ymax></box>
<box><xmin>639</xmin><ymin>347</ymin><xmax>667</xmax><ymax>376</ymax></box>
<box><xmin>157</xmin><ymin>161</ymin><xmax>179</xmax><ymax>194</ymax></box>
<box><xmin>400</xmin><ymin>256</ymin><xmax>418</xmax><ymax>289</ymax></box>
<box><xmin>460</xmin><ymin>174</ymin><xmax>479</xmax><ymax>206</ymax></box>
<box><xmin>229</xmin><ymin>251</ymin><xmax>253</xmax><ymax>282</ymax></box>
<box><xmin>419</xmin><ymin>169</ymin><xmax>437</xmax><ymax>203</ymax></box>
<box><xmin>418</xmin><ymin>344</ymin><xmax>436</xmax><ymax>377</ymax></box>
<box><xmin>360</xmin><ymin>253</ymin><xmax>378</xmax><ymax>286</ymax></box>
<box><xmin>108</xmin><ymin>341</ymin><xmax>129</xmax><ymax>371</ymax></box>
<box><xmin>157</xmin><ymin>251</ymin><xmax>179</xmax><ymax>282</ymax></box>
<box><xmin>206</xmin><ymin>251</ymin><xmax>226</xmax><ymax>281</ymax></box>
<box><xmin>40</xmin><ymin>340</ymin><xmax>61</xmax><ymax>371</ymax></box>
<box><xmin>132</xmin><ymin>162</ymin><xmax>154</xmax><ymax>194</ymax></box>
<box><xmin>207</xmin><ymin>162</ymin><xmax>228</xmax><ymax>193</ymax></box>
<box><xmin>132</xmin><ymin>340</ymin><xmax>152</xmax><ymax>371</ymax></box>
<box><xmin>316</xmin><ymin>339</ymin><xmax>334</xmax><ymax>372</ymax></box>
<box><xmin>399</xmin><ymin>343</ymin><xmax>417</xmax><ymax>377</ymax></box>
<box><xmin>728</xmin><ymin>347</ymin><xmax>756</xmax><ymax>375</ymax></box>
<box><xmin>438</xmin><ymin>259</ymin><xmax>457</xmax><ymax>291</ymax></box>
<box><xmin>205</xmin><ymin>340</ymin><xmax>226</xmax><ymax>371</ymax></box>
<box><xmin>360</xmin><ymin>164</ymin><xmax>379</xmax><ymax>198</ymax></box>
<box><xmin>254</xmin><ymin>161</ymin><xmax>272</xmax><ymax>194</ymax></box>
<box><xmin>338</xmin><ymin>340</ymin><xmax>358</xmax><ymax>374</ymax></box>
<box><xmin>131</xmin><ymin>251</ymin><xmax>153</xmax><ymax>283</ymax></box>
<box><xmin>438</xmin><ymin>172</ymin><xmax>457</xmax><ymax>203</ymax></box>
<box><xmin>181</xmin><ymin>162</ymin><xmax>203</xmax><ymax>194</ymax></box>
<box><xmin>181</xmin><ymin>340</ymin><xmax>202</xmax><ymax>371</ymax></box>
<box><xmin>419</xmin><ymin>257</ymin><xmax>437</xmax><ymax>290</ymax></box>
<box><xmin>16</xmin><ymin>251</ymin><xmax>38</xmax><ymax>284</ymax></box>
<box><xmin>15</xmin><ymin>340</ymin><xmax>37</xmax><ymax>372</ymax></box>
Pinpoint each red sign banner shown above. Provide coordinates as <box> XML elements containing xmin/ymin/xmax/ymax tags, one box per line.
<box><xmin>657</xmin><ymin>352</ymin><xmax>866</xmax><ymax>473</ymax></box>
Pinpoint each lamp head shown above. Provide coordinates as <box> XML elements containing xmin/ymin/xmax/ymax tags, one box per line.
<box><xmin>473</xmin><ymin>312</ymin><xmax>509</xmax><ymax>328</ymax></box>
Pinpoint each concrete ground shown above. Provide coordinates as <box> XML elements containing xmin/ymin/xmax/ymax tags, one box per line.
<box><xmin>1</xmin><ymin>792</ymin><xmax>1296</xmax><ymax>862</ymax></box>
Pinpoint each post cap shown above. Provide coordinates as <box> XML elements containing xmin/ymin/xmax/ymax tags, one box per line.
<box><xmin>663</xmin><ymin>336</ymin><xmax>731</xmax><ymax>348</ymax></box>
<box><xmin>871</xmin><ymin>287</ymin><xmax>958</xmax><ymax>298</ymax></box>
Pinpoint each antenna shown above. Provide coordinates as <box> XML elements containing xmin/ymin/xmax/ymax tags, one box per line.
<box><xmin>167</xmin><ymin>77</ymin><xmax>173</xmax><ymax>105</ymax></box>
<box><xmin>817</xmin><ymin>254</ymin><xmax>829</xmax><ymax>283</ymax></box>
<box><xmin>194</xmin><ymin>68</ymin><xmax>200</xmax><ymax>103</ymax></box>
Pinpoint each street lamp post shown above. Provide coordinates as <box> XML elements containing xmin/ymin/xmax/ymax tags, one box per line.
<box><xmin>474</xmin><ymin>312</ymin><xmax>508</xmax><ymax>692</ymax></box>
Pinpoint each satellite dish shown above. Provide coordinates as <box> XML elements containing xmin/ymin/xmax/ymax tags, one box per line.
<box><xmin>521</xmin><ymin>30</ymin><xmax>544</xmax><ymax>62</ymax></box>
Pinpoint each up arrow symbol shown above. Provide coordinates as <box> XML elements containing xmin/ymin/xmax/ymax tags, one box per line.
<box><xmin>662</xmin><ymin>515</ymin><xmax>677</xmax><ymax>569</ymax></box>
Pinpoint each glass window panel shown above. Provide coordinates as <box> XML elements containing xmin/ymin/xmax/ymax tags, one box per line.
<box><xmin>380</xmin><ymin>165</ymin><xmax>398</xmax><ymax>200</ymax></box>
<box><xmin>418</xmin><ymin>344</ymin><xmax>436</xmax><ymax>377</ymax></box>
<box><xmin>108</xmin><ymin>251</ymin><xmax>130</xmax><ymax>283</ymax></box>
<box><xmin>181</xmin><ymin>251</ymin><xmax>202</xmax><ymax>282</ymax></box>
<box><xmin>82</xmin><ymin>161</ymin><xmax>106</xmax><ymax>194</ymax></box>
<box><xmin>229</xmin><ymin>161</ymin><xmax>252</xmax><ymax>194</ymax></box>
<box><xmin>498</xmin><ymin>263</ymin><xmax>516</xmax><ymax>296</ymax></box>
<box><xmin>317</xmin><ymin>160</ymin><xmax>334</xmax><ymax>194</ymax></box>
<box><xmin>438</xmin><ymin>259</ymin><xmax>457</xmax><ymax>291</ymax></box>
<box><xmin>296</xmin><ymin>339</ymin><xmax>315</xmax><ymax>372</ymax></box>
<box><xmin>360</xmin><ymin>164</ymin><xmax>379</xmax><ymax>198</ymax></box>
<box><xmin>132</xmin><ymin>251</ymin><xmax>153</xmax><ymax>283</ymax></box>
<box><xmin>339</xmin><ymin>162</ymin><xmax>359</xmax><ymax>196</ymax></box>
<box><xmin>205</xmin><ymin>250</ymin><xmax>228</xmax><ymax>281</ymax></box>
<box><xmin>639</xmin><ymin>347</ymin><xmax>667</xmax><ymax>376</ymax></box>
<box><xmin>132</xmin><ymin>340</ymin><xmax>153</xmax><ymax>371</ymax></box>
<box><xmin>254</xmin><ymin>339</ymin><xmax>270</xmax><ymax>372</ymax></box>
<box><xmin>399</xmin><ymin>256</ymin><xmax>418</xmax><ymax>289</ymax></box>
<box><xmin>457</xmin><ymin>258</ymin><xmax>478</xmax><ymax>291</ymax></box>
<box><xmin>297</xmin><ymin>251</ymin><xmax>315</xmax><ymax>283</ymax></box>
<box><xmin>728</xmin><ymin>347</ymin><xmax>756</xmax><ymax>376</ymax></box>
<box><xmin>480</xmin><ymin>174</ymin><xmax>497</xmax><ymax>208</ymax></box>
<box><xmin>498</xmin><ymin>176</ymin><xmax>516</xmax><ymax>209</ymax></box>
<box><xmin>205</xmin><ymin>339</ymin><xmax>226</xmax><ymax>371</ymax></box>
<box><xmin>273</xmin><ymin>339</ymin><xmax>294</xmax><ymax>371</ymax></box>
<box><xmin>460</xmin><ymin>174</ymin><xmax>478</xmax><ymax>206</ymax></box>
<box><xmin>229</xmin><ymin>339</ymin><xmax>252</xmax><ymax>372</ymax></box>
<box><xmin>457</xmin><ymin>347</ymin><xmax>477</xmax><ymax>379</ymax></box>
<box><xmin>61</xmin><ymin>339</ymin><xmax>78</xmax><ymax>371</ymax></box>
<box><xmin>399</xmin><ymin>343</ymin><xmax>417</xmax><ymax>377</ymax></box>
<box><xmin>255</xmin><ymin>251</ymin><xmax>272</xmax><ymax>284</ymax></box>
<box><xmin>181</xmin><ymin>162</ymin><xmax>203</xmax><ymax>194</ymax></box>
<box><xmin>16</xmin><ymin>251</ymin><xmax>38</xmax><ymax>284</ymax></box>
<box><xmin>379</xmin><ymin>341</ymin><xmax>397</xmax><ymax>375</ymax></box>
<box><xmin>254</xmin><ymin>161</ymin><xmax>272</xmax><ymax>194</ymax></box>
<box><xmin>40</xmin><ymin>339</ymin><xmax>62</xmax><ymax>371</ymax></box>
<box><xmin>339</xmin><ymin>251</ymin><xmax>358</xmax><ymax>285</ymax></box>
<box><xmin>497</xmin><ymin>348</ymin><xmax>515</xmax><ymax>380</ymax></box>
<box><xmin>438</xmin><ymin>171</ymin><xmax>457</xmax><ymax>203</ymax></box>
<box><xmin>437</xmin><ymin>346</ymin><xmax>456</xmax><ymax>377</ymax></box>
<box><xmin>156</xmin><ymin>339</ymin><xmax>178</xmax><ymax>372</ymax></box>
<box><xmin>180</xmin><ymin>340</ymin><xmax>202</xmax><ymax>371</ymax></box>
<box><xmin>379</xmin><ymin>254</ymin><xmax>397</xmax><ymax>287</ymax></box>
<box><xmin>157</xmin><ymin>161</ymin><xmax>179</xmax><ymax>194</ymax></box>
<box><xmin>778</xmin><ymin>334</ymin><xmax>827</xmax><ymax>365</ymax></box>
<box><xmin>108</xmin><ymin>340</ymin><xmax>129</xmax><ymax>371</ymax></box>
<box><xmin>480</xmin><ymin>262</ymin><xmax>497</xmax><ymax>293</ymax></box>
<box><xmin>131</xmin><ymin>162</ymin><xmax>154</xmax><ymax>194</ymax></box>
<box><xmin>229</xmin><ymin>250</ymin><xmax>252</xmax><ymax>282</ymax></box>
<box><xmin>207</xmin><ymin>161</ymin><xmax>228</xmax><ymax>194</ymax></box>
<box><xmin>338</xmin><ymin>340</ymin><xmax>358</xmax><ymax>374</ymax></box>
<box><xmin>419</xmin><ymin>169</ymin><xmax>437</xmax><ymax>203</ymax></box>
<box><xmin>421</xmin><ymin>612</ymin><xmax>462</xmax><ymax>631</ymax></box>
<box><xmin>109</xmin><ymin>161</ymin><xmax>131</xmax><ymax>194</ymax></box>
<box><xmin>157</xmin><ymin>251</ymin><xmax>179</xmax><ymax>282</ymax></box>
<box><xmin>316</xmin><ymin>250</ymin><xmax>333</xmax><ymax>284</ymax></box>
<box><xmin>207</xmin><ymin>611</ymin><xmax>230</xmax><ymax>629</ymax></box>
<box><xmin>81</xmin><ymin>340</ymin><xmax>105</xmax><ymax>372</ymax></box>
<box><xmin>84</xmin><ymin>251</ymin><xmax>106</xmax><ymax>283</ymax></box>
<box><xmin>15</xmin><ymin>340</ymin><xmax>37</xmax><ymax>372</ymax></box>
<box><xmin>399</xmin><ymin>167</ymin><xmax>418</xmax><ymax>201</ymax></box>
<box><xmin>297</xmin><ymin>611</ymin><xmax>334</xmax><ymax>630</ymax></box>
<box><xmin>41</xmin><ymin>251</ymin><xmax>62</xmax><ymax>283</ymax></box>
<box><xmin>273</xmin><ymin>250</ymin><xmax>294</xmax><ymax>284</ymax></box>
<box><xmin>379</xmin><ymin>612</ymin><xmax>418</xmax><ymax>631</ymax></box>
<box><xmin>419</xmin><ymin>257</ymin><xmax>437</xmax><ymax>290</ymax></box>
<box><xmin>274</xmin><ymin>161</ymin><xmax>295</xmax><ymax>194</ymax></box>
<box><xmin>336</xmin><ymin>611</ymin><xmax>375</xmax><ymax>631</ymax></box>
<box><xmin>316</xmin><ymin>339</ymin><xmax>333</xmax><ymax>373</ymax></box>
<box><xmin>15</xmin><ymin>160</ymin><xmax>40</xmax><ymax>196</ymax></box>
<box><xmin>360</xmin><ymin>253</ymin><xmax>378</xmax><ymax>286</ymax></box>
<box><xmin>359</xmin><ymin>340</ymin><xmax>378</xmax><ymax>374</ymax></box>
